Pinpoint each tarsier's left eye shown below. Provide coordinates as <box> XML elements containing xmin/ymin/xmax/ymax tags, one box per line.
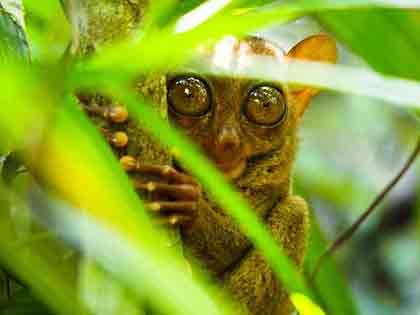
<box><xmin>244</xmin><ymin>85</ymin><xmax>287</xmax><ymax>126</ymax></box>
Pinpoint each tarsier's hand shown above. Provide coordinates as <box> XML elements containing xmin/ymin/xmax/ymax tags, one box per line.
<box><xmin>78</xmin><ymin>101</ymin><xmax>201</xmax><ymax>226</ymax></box>
<box><xmin>120</xmin><ymin>156</ymin><xmax>201</xmax><ymax>227</ymax></box>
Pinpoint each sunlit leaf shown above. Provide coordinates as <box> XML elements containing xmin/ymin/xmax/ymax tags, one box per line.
<box><xmin>291</xmin><ymin>293</ymin><xmax>325</xmax><ymax>315</ymax></box>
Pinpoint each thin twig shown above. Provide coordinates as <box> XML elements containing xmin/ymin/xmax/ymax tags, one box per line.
<box><xmin>5</xmin><ymin>276</ymin><xmax>10</xmax><ymax>299</ymax></box>
<box><xmin>1</xmin><ymin>266</ymin><xmax>12</xmax><ymax>299</ymax></box>
<box><xmin>310</xmin><ymin>137</ymin><xmax>420</xmax><ymax>283</ymax></box>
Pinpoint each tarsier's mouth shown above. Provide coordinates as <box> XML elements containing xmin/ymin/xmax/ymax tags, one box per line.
<box><xmin>215</xmin><ymin>159</ymin><xmax>247</xmax><ymax>180</ymax></box>
<box><xmin>174</xmin><ymin>156</ymin><xmax>247</xmax><ymax>180</ymax></box>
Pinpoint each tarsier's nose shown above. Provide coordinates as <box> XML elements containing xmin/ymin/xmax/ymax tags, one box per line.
<box><xmin>215</xmin><ymin>126</ymin><xmax>242</xmax><ymax>159</ymax></box>
<box><xmin>209</xmin><ymin>122</ymin><xmax>247</xmax><ymax>179</ymax></box>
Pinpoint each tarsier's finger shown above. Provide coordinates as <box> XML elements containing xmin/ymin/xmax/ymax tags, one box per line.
<box><xmin>134</xmin><ymin>180</ymin><xmax>200</xmax><ymax>201</ymax></box>
<box><xmin>146</xmin><ymin>201</ymin><xmax>197</xmax><ymax>214</ymax></box>
<box><xmin>84</xmin><ymin>104</ymin><xmax>128</xmax><ymax>124</ymax></box>
<box><xmin>121</xmin><ymin>156</ymin><xmax>199</xmax><ymax>186</ymax></box>
<box><xmin>155</xmin><ymin>214</ymin><xmax>192</xmax><ymax>227</ymax></box>
<box><xmin>102</xmin><ymin>128</ymin><xmax>129</xmax><ymax>148</ymax></box>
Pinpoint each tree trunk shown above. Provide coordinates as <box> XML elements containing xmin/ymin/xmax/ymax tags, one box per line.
<box><xmin>63</xmin><ymin>2</ymin><xmax>184</xmax><ymax>314</ymax></box>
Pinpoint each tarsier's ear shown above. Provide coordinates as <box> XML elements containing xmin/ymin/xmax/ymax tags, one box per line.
<box><xmin>286</xmin><ymin>34</ymin><xmax>337</xmax><ymax>117</ymax></box>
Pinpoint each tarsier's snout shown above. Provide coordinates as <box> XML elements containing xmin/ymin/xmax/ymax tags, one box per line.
<box><xmin>210</xmin><ymin>125</ymin><xmax>249</xmax><ymax>179</ymax></box>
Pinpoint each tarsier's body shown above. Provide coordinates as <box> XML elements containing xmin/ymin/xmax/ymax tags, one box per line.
<box><xmin>83</xmin><ymin>34</ymin><xmax>336</xmax><ymax>315</ymax></box>
<box><xmin>168</xmin><ymin>35</ymin><xmax>336</xmax><ymax>315</ymax></box>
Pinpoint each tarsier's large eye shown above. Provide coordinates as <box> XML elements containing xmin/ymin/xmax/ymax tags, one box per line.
<box><xmin>244</xmin><ymin>85</ymin><xmax>287</xmax><ymax>126</ymax></box>
<box><xmin>167</xmin><ymin>76</ymin><xmax>211</xmax><ymax>116</ymax></box>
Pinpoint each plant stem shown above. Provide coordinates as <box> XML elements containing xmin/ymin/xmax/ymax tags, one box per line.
<box><xmin>310</xmin><ymin>137</ymin><xmax>420</xmax><ymax>283</ymax></box>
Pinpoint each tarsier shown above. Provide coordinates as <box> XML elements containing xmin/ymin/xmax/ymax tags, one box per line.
<box><xmin>80</xmin><ymin>34</ymin><xmax>337</xmax><ymax>315</ymax></box>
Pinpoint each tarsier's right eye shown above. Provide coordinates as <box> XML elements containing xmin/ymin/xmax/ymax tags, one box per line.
<box><xmin>167</xmin><ymin>76</ymin><xmax>211</xmax><ymax>116</ymax></box>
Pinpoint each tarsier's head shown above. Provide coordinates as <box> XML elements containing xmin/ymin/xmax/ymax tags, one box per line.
<box><xmin>167</xmin><ymin>34</ymin><xmax>337</xmax><ymax>180</ymax></box>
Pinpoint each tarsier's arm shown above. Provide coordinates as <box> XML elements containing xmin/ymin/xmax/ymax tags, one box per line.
<box><xmin>222</xmin><ymin>196</ymin><xmax>309</xmax><ymax>315</ymax></box>
<box><xmin>181</xmin><ymin>181</ymin><xmax>282</xmax><ymax>272</ymax></box>
<box><xmin>181</xmin><ymin>191</ymin><xmax>308</xmax><ymax>315</ymax></box>
<box><xmin>182</xmin><ymin>198</ymin><xmax>252</xmax><ymax>274</ymax></box>
<box><xmin>179</xmin><ymin>191</ymin><xmax>309</xmax><ymax>315</ymax></box>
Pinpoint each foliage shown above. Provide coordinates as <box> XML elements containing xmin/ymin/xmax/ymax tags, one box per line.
<box><xmin>0</xmin><ymin>1</ymin><xmax>419</xmax><ymax>315</ymax></box>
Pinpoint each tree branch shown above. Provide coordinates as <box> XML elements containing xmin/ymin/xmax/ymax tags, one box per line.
<box><xmin>310</xmin><ymin>137</ymin><xmax>420</xmax><ymax>283</ymax></box>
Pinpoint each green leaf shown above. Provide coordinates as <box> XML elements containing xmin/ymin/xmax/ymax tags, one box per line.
<box><xmin>304</xmin><ymin>217</ymin><xmax>359</xmax><ymax>315</ymax></box>
<box><xmin>291</xmin><ymin>293</ymin><xmax>325</xmax><ymax>315</ymax></box>
<box><xmin>0</xmin><ymin>291</ymin><xmax>53</xmax><ymax>315</ymax></box>
<box><xmin>143</xmin><ymin>0</ymin><xmax>204</xmax><ymax>30</ymax></box>
<box><xmin>1</xmin><ymin>151</ymin><xmax>25</xmax><ymax>184</ymax></box>
<box><xmin>318</xmin><ymin>9</ymin><xmax>420</xmax><ymax>81</ymax></box>
<box><xmin>0</xmin><ymin>3</ymin><xmax>29</xmax><ymax>61</ymax></box>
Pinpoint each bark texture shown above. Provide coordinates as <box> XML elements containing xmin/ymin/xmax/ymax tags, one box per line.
<box><xmin>66</xmin><ymin>0</ymin><xmax>170</xmax><ymax>165</ymax></box>
<box><xmin>65</xmin><ymin>2</ymin><xmax>180</xmax><ymax>315</ymax></box>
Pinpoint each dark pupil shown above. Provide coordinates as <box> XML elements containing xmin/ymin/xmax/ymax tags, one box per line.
<box><xmin>245</xmin><ymin>86</ymin><xmax>286</xmax><ymax>126</ymax></box>
<box><xmin>168</xmin><ymin>77</ymin><xmax>210</xmax><ymax>116</ymax></box>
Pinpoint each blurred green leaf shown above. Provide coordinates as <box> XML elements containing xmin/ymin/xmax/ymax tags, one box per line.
<box><xmin>317</xmin><ymin>9</ymin><xmax>420</xmax><ymax>124</ymax></box>
<box><xmin>0</xmin><ymin>183</ymin><xmax>85</xmax><ymax>315</ymax></box>
<box><xmin>304</xmin><ymin>217</ymin><xmax>358</xmax><ymax>315</ymax></box>
<box><xmin>319</xmin><ymin>9</ymin><xmax>420</xmax><ymax>81</ymax></box>
<box><xmin>86</xmin><ymin>0</ymin><xmax>408</xmax><ymax>75</ymax></box>
<box><xmin>143</xmin><ymin>0</ymin><xmax>182</xmax><ymax>30</ymax></box>
<box><xmin>0</xmin><ymin>63</ymin><xmax>236</xmax><ymax>315</ymax></box>
<box><xmin>291</xmin><ymin>292</ymin><xmax>325</xmax><ymax>315</ymax></box>
<box><xmin>23</xmin><ymin>0</ymin><xmax>69</xmax><ymax>61</ymax></box>
<box><xmin>0</xmin><ymin>291</ymin><xmax>52</xmax><ymax>315</ymax></box>
<box><xmin>2</xmin><ymin>152</ymin><xmax>25</xmax><ymax>185</ymax></box>
<box><xmin>0</xmin><ymin>2</ymin><xmax>29</xmax><ymax>61</ymax></box>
